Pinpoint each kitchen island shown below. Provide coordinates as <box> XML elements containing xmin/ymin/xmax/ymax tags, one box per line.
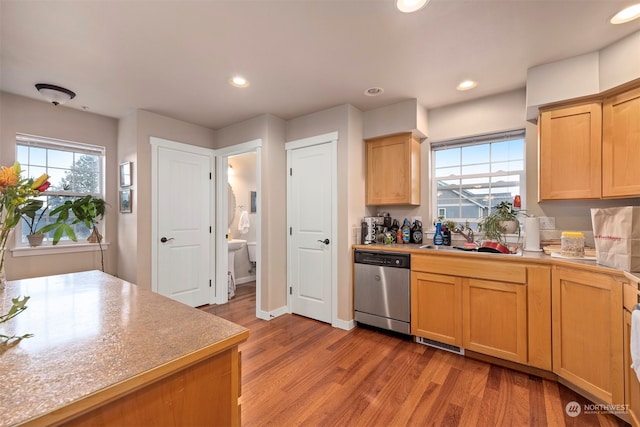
<box><xmin>0</xmin><ymin>270</ymin><xmax>249</xmax><ymax>427</ymax></box>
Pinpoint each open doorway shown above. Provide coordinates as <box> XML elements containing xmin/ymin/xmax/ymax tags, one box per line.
<box><xmin>214</xmin><ymin>139</ymin><xmax>261</xmax><ymax>319</ymax></box>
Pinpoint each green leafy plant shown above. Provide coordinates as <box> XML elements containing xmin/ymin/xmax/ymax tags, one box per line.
<box><xmin>39</xmin><ymin>195</ymin><xmax>107</xmax><ymax>270</ymax></box>
<box><xmin>17</xmin><ymin>199</ymin><xmax>47</xmax><ymax>235</ymax></box>
<box><xmin>1</xmin><ymin>296</ymin><xmax>33</xmax><ymax>341</ymax></box>
<box><xmin>478</xmin><ymin>201</ymin><xmax>520</xmax><ymax>244</ymax></box>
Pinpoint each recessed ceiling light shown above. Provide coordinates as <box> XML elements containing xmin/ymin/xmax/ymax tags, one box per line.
<box><xmin>456</xmin><ymin>80</ymin><xmax>478</xmax><ymax>91</ymax></box>
<box><xmin>229</xmin><ymin>76</ymin><xmax>250</xmax><ymax>88</ymax></box>
<box><xmin>396</xmin><ymin>0</ymin><xmax>430</xmax><ymax>13</ymax></box>
<box><xmin>610</xmin><ymin>3</ymin><xmax>640</xmax><ymax>24</ymax></box>
<box><xmin>364</xmin><ymin>87</ymin><xmax>384</xmax><ymax>96</ymax></box>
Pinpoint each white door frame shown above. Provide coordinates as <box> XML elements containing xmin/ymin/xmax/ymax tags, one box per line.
<box><xmin>214</xmin><ymin>140</ymin><xmax>262</xmax><ymax>315</ymax></box>
<box><xmin>150</xmin><ymin>137</ymin><xmax>216</xmax><ymax>303</ymax></box>
<box><xmin>286</xmin><ymin>132</ymin><xmax>338</xmax><ymax>327</ymax></box>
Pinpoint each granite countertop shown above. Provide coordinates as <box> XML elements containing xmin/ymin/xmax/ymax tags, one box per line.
<box><xmin>0</xmin><ymin>270</ymin><xmax>248</xmax><ymax>427</ymax></box>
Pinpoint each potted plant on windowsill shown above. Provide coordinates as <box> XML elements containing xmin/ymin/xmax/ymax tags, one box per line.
<box><xmin>478</xmin><ymin>201</ymin><xmax>520</xmax><ymax>245</ymax></box>
<box><xmin>17</xmin><ymin>199</ymin><xmax>47</xmax><ymax>247</ymax></box>
<box><xmin>38</xmin><ymin>195</ymin><xmax>107</xmax><ymax>270</ymax></box>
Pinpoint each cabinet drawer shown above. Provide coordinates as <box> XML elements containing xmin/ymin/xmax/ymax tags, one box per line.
<box><xmin>412</xmin><ymin>254</ymin><xmax>526</xmax><ymax>284</ymax></box>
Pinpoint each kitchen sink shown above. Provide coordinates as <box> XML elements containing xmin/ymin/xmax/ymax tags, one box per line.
<box><xmin>419</xmin><ymin>244</ymin><xmax>522</xmax><ymax>256</ymax></box>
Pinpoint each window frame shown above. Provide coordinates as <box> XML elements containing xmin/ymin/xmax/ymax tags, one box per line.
<box><xmin>430</xmin><ymin>129</ymin><xmax>526</xmax><ymax>229</ymax></box>
<box><xmin>13</xmin><ymin>133</ymin><xmax>107</xmax><ymax>250</ymax></box>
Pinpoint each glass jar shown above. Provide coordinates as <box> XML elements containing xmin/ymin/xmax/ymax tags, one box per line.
<box><xmin>561</xmin><ymin>231</ymin><xmax>585</xmax><ymax>258</ymax></box>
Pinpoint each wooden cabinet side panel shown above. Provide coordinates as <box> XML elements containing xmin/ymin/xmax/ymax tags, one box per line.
<box><xmin>410</xmin><ymin>136</ymin><xmax>421</xmax><ymax>205</ymax></box>
<box><xmin>603</xmin><ymin>85</ymin><xmax>640</xmax><ymax>198</ymax></box>
<box><xmin>539</xmin><ymin>103</ymin><xmax>602</xmax><ymax>200</ymax></box>
<box><xmin>411</xmin><ymin>272</ymin><xmax>462</xmax><ymax>346</ymax></box>
<box><xmin>527</xmin><ymin>265</ymin><xmax>552</xmax><ymax>371</ymax></box>
<box><xmin>625</xmin><ymin>310</ymin><xmax>640</xmax><ymax>426</ymax></box>
<box><xmin>62</xmin><ymin>348</ymin><xmax>239</xmax><ymax>427</ymax></box>
<box><xmin>552</xmin><ymin>268</ymin><xmax>623</xmax><ymax>404</ymax></box>
<box><xmin>462</xmin><ymin>279</ymin><xmax>527</xmax><ymax>363</ymax></box>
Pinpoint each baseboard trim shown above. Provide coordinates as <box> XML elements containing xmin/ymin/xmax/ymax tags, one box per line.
<box><xmin>256</xmin><ymin>305</ymin><xmax>288</xmax><ymax>321</ymax></box>
<box><xmin>235</xmin><ymin>275</ymin><xmax>256</xmax><ymax>285</ymax></box>
<box><xmin>333</xmin><ymin>318</ymin><xmax>356</xmax><ymax>331</ymax></box>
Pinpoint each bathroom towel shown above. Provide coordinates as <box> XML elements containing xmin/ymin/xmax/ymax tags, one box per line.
<box><xmin>238</xmin><ymin>210</ymin><xmax>250</xmax><ymax>235</ymax></box>
<box><xmin>631</xmin><ymin>308</ymin><xmax>640</xmax><ymax>382</ymax></box>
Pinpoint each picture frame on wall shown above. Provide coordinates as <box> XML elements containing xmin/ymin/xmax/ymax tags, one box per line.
<box><xmin>119</xmin><ymin>161</ymin><xmax>132</xmax><ymax>187</ymax></box>
<box><xmin>119</xmin><ymin>189</ymin><xmax>132</xmax><ymax>213</ymax></box>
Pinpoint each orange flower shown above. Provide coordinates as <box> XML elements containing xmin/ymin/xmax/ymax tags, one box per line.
<box><xmin>0</xmin><ymin>165</ymin><xmax>18</xmax><ymax>189</ymax></box>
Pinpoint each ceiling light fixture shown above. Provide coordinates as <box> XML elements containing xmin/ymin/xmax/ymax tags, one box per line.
<box><xmin>456</xmin><ymin>80</ymin><xmax>478</xmax><ymax>91</ymax></box>
<box><xmin>364</xmin><ymin>87</ymin><xmax>384</xmax><ymax>96</ymax></box>
<box><xmin>396</xmin><ymin>0</ymin><xmax>430</xmax><ymax>13</ymax></box>
<box><xmin>35</xmin><ymin>83</ymin><xmax>76</xmax><ymax>106</ymax></box>
<box><xmin>610</xmin><ymin>3</ymin><xmax>640</xmax><ymax>24</ymax></box>
<box><xmin>229</xmin><ymin>76</ymin><xmax>250</xmax><ymax>88</ymax></box>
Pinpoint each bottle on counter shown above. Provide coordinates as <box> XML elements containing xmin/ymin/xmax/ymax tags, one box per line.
<box><xmin>390</xmin><ymin>219</ymin><xmax>400</xmax><ymax>243</ymax></box>
<box><xmin>443</xmin><ymin>225</ymin><xmax>451</xmax><ymax>246</ymax></box>
<box><xmin>411</xmin><ymin>220</ymin><xmax>423</xmax><ymax>244</ymax></box>
<box><xmin>401</xmin><ymin>219</ymin><xmax>411</xmax><ymax>244</ymax></box>
<box><xmin>433</xmin><ymin>222</ymin><xmax>444</xmax><ymax>246</ymax></box>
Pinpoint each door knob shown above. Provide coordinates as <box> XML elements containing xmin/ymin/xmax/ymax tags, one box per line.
<box><xmin>160</xmin><ymin>237</ymin><xmax>175</xmax><ymax>243</ymax></box>
<box><xmin>317</xmin><ymin>238</ymin><xmax>330</xmax><ymax>245</ymax></box>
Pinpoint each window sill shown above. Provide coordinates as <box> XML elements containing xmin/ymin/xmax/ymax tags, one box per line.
<box><xmin>11</xmin><ymin>242</ymin><xmax>110</xmax><ymax>257</ymax></box>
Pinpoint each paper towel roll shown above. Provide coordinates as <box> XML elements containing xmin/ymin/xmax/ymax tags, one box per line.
<box><xmin>524</xmin><ymin>217</ymin><xmax>541</xmax><ymax>251</ymax></box>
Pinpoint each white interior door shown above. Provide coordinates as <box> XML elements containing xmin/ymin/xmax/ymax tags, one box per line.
<box><xmin>288</xmin><ymin>138</ymin><xmax>335</xmax><ymax>324</ymax></box>
<box><xmin>155</xmin><ymin>142</ymin><xmax>212</xmax><ymax>307</ymax></box>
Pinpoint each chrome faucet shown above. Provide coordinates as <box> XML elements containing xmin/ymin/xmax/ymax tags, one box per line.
<box><xmin>453</xmin><ymin>227</ymin><xmax>475</xmax><ymax>243</ymax></box>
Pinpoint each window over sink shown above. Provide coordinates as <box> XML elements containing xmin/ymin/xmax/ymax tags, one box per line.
<box><xmin>431</xmin><ymin>129</ymin><xmax>525</xmax><ymax>229</ymax></box>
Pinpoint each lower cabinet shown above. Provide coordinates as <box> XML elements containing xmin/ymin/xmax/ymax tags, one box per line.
<box><xmin>552</xmin><ymin>266</ymin><xmax>623</xmax><ymax>405</ymax></box>
<box><xmin>463</xmin><ymin>278</ymin><xmax>527</xmax><ymax>363</ymax></box>
<box><xmin>411</xmin><ymin>255</ymin><xmax>533</xmax><ymax>365</ymax></box>
<box><xmin>624</xmin><ymin>310</ymin><xmax>640</xmax><ymax>426</ymax></box>
<box><xmin>411</xmin><ymin>272</ymin><xmax>462</xmax><ymax>346</ymax></box>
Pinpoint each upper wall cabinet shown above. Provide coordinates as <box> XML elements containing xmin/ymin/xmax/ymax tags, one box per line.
<box><xmin>539</xmin><ymin>83</ymin><xmax>640</xmax><ymax>201</ymax></box>
<box><xmin>366</xmin><ymin>132</ymin><xmax>421</xmax><ymax>206</ymax></box>
<box><xmin>603</xmin><ymin>86</ymin><xmax>640</xmax><ymax>198</ymax></box>
<box><xmin>539</xmin><ymin>102</ymin><xmax>602</xmax><ymax>200</ymax></box>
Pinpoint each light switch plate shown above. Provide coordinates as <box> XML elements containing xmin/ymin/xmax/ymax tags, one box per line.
<box><xmin>539</xmin><ymin>216</ymin><xmax>556</xmax><ymax>230</ymax></box>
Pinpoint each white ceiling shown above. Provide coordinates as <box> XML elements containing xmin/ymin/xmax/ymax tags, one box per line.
<box><xmin>2</xmin><ymin>1</ymin><xmax>640</xmax><ymax>130</ymax></box>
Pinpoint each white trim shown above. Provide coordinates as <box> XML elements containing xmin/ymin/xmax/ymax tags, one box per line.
<box><xmin>285</xmin><ymin>132</ymin><xmax>338</xmax><ymax>151</ymax></box>
<box><xmin>11</xmin><ymin>242</ymin><xmax>110</xmax><ymax>257</ymax></box>
<box><xmin>332</xmin><ymin>318</ymin><xmax>356</xmax><ymax>331</ymax></box>
<box><xmin>285</xmin><ymin>132</ymin><xmax>339</xmax><ymax>327</ymax></box>
<box><xmin>256</xmin><ymin>305</ymin><xmax>288</xmax><ymax>321</ymax></box>
<box><xmin>216</xmin><ymin>139</ymin><xmax>262</xmax><ymax>156</ymax></box>
<box><xmin>235</xmin><ymin>275</ymin><xmax>256</xmax><ymax>285</ymax></box>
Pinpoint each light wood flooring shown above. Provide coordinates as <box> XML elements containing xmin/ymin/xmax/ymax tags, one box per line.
<box><xmin>201</xmin><ymin>283</ymin><xmax>627</xmax><ymax>427</ymax></box>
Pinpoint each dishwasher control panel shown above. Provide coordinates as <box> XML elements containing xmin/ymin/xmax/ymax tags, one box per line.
<box><xmin>354</xmin><ymin>250</ymin><xmax>410</xmax><ymax>269</ymax></box>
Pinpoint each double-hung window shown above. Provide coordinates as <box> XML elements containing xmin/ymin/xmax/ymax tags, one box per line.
<box><xmin>432</xmin><ymin>130</ymin><xmax>525</xmax><ymax>229</ymax></box>
<box><xmin>15</xmin><ymin>134</ymin><xmax>106</xmax><ymax>246</ymax></box>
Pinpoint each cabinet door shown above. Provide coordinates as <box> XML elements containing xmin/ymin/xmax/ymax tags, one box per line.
<box><xmin>539</xmin><ymin>102</ymin><xmax>602</xmax><ymax>200</ymax></box>
<box><xmin>603</xmin><ymin>85</ymin><xmax>640</xmax><ymax>198</ymax></box>
<box><xmin>411</xmin><ymin>271</ymin><xmax>462</xmax><ymax>346</ymax></box>
<box><xmin>462</xmin><ymin>278</ymin><xmax>527</xmax><ymax>363</ymax></box>
<box><xmin>552</xmin><ymin>267</ymin><xmax>623</xmax><ymax>404</ymax></box>
<box><xmin>366</xmin><ymin>133</ymin><xmax>420</xmax><ymax>206</ymax></box>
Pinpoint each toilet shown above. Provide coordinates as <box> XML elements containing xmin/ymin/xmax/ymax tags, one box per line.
<box><xmin>247</xmin><ymin>242</ymin><xmax>257</xmax><ymax>264</ymax></box>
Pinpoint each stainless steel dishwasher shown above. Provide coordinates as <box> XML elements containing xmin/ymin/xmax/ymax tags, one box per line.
<box><xmin>354</xmin><ymin>249</ymin><xmax>411</xmax><ymax>334</ymax></box>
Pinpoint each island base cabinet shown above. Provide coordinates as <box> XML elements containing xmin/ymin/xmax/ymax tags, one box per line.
<box><xmin>60</xmin><ymin>347</ymin><xmax>242</xmax><ymax>427</ymax></box>
<box><xmin>462</xmin><ymin>279</ymin><xmax>527</xmax><ymax>364</ymax></box>
<box><xmin>411</xmin><ymin>272</ymin><xmax>462</xmax><ymax>347</ymax></box>
<box><xmin>552</xmin><ymin>266</ymin><xmax>623</xmax><ymax>405</ymax></box>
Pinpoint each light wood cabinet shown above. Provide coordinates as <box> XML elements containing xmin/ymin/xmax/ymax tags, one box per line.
<box><xmin>552</xmin><ymin>266</ymin><xmax>623</xmax><ymax>405</ymax></box>
<box><xmin>411</xmin><ymin>271</ymin><xmax>462</xmax><ymax>346</ymax></box>
<box><xmin>624</xmin><ymin>279</ymin><xmax>640</xmax><ymax>426</ymax></box>
<box><xmin>366</xmin><ymin>132</ymin><xmax>420</xmax><ymax>206</ymax></box>
<box><xmin>603</xmin><ymin>85</ymin><xmax>640</xmax><ymax>198</ymax></box>
<box><xmin>539</xmin><ymin>102</ymin><xmax>602</xmax><ymax>200</ymax></box>
<box><xmin>463</xmin><ymin>278</ymin><xmax>527</xmax><ymax>363</ymax></box>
